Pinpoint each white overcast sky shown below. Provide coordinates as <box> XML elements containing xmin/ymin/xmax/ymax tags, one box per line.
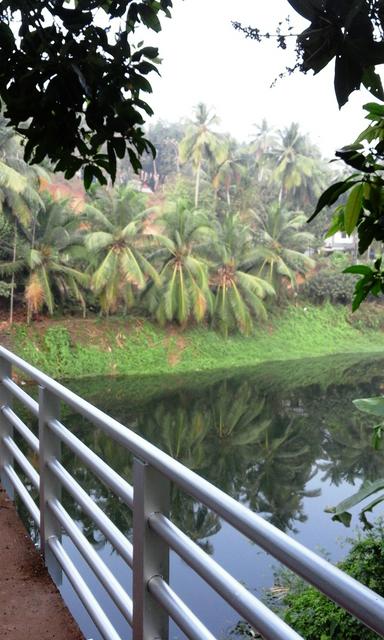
<box><xmin>148</xmin><ymin>0</ymin><xmax>375</xmax><ymax>159</ymax></box>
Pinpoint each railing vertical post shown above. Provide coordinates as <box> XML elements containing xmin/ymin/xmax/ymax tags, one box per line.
<box><xmin>39</xmin><ymin>385</ymin><xmax>62</xmax><ymax>584</ymax></box>
<box><xmin>133</xmin><ymin>458</ymin><xmax>170</xmax><ymax>640</ymax></box>
<box><xmin>0</xmin><ymin>355</ymin><xmax>14</xmax><ymax>499</ymax></box>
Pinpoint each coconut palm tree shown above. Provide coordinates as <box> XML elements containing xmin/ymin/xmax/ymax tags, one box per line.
<box><xmin>146</xmin><ymin>199</ymin><xmax>213</xmax><ymax>326</ymax></box>
<box><xmin>249</xmin><ymin>119</ymin><xmax>277</xmax><ymax>182</ymax></box>
<box><xmin>0</xmin><ymin>194</ymin><xmax>89</xmax><ymax>320</ymax></box>
<box><xmin>24</xmin><ymin>195</ymin><xmax>88</xmax><ymax>320</ymax></box>
<box><xmin>0</xmin><ymin>116</ymin><xmax>46</xmax><ymax>322</ymax></box>
<box><xmin>271</xmin><ymin>123</ymin><xmax>323</xmax><ymax>207</ymax></box>
<box><xmin>85</xmin><ymin>186</ymin><xmax>159</xmax><ymax>314</ymax></box>
<box><xmin>252</xmin><ymin>206</ymin><xmax>315</xmax><ymax>291</ymax></box>
<box><xmin>179</xmin><ymin>103</ymin><xmax>225</xmax><ymax>207</ymax></box>
<box><xmin>209</xmin><ymin>213</ymin><xmax>275</xmax><ymax>336</ymax></box>
<box><xmin>211</xmin><ymin>139</ymin><xmax>245</xmax><ymax>209</ymax></box>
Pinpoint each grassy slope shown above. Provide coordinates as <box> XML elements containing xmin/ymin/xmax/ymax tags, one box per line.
<box><xmin>4</xmin><ymin>304</ymin><xmax>384</xmax><ymax>380</ymax></box>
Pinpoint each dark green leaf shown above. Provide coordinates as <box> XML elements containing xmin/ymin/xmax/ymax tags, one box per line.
<box><xmin>344</xmin><ymin>183</ymin><xmax>363</xmax><ymax>234</ymax></box>
<box><xmin>343</xmin><ymin>265</ymin><xmax>373</xmax><ymax>276</ymax></box>
<box><xmin>362</xmin><ymin>68</ymin><xmax>384</xmax><ymax>101</ymax></box>
<box><xmin>308</xmin><ymin>180</ymin><xmax>360</xmax><ymax>222</ymax></box>
<box><xmin>83</xmin><ymin>165</ymin><xmax>94</xmax><ymax>190</ymax></box>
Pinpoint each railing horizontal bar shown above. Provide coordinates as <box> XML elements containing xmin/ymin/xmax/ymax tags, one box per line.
<box><xmin>2</xmin><ymin>346</ymin><xmax>384</xmax><ymax>636</ymax></box>
<box><xmin>1</xmin><ymin>405</ymin><xmax>39</xmax><ymax>453</ymax></box>
<box><xmin>2</xmin><ymin>377</ymin><xmax>38</xmax><ymax>417</ymax></box>
<box><xmin>148</xmin><ymin>575</ymin><xmax>216</xmax><ymax>640</ymax></box>
<box><xmin>49</xmin><ymin>498</ymin><xmax>133</xmax><ymax>625</ymax></box>
<box><xmin>150</xmin><ymin>513</ymin><xmax>301</xmax><ymax>640</ymax></box>
<box><xmin>45</xmin><ymin>406</ymin><xmax>384</xmax><ymax>634</ymax></box>
<box><xmin>48</xmin><ymin>418</ymin><xmax>133</xmax><ymax>509</ymax></box>
<box><xmin>3</xmin><ymin>464</ymin><xmax>40</xmax><ymax>526</ymax></box>
<box><xmin>49</xmin><ymin>459</ymin><xmax>133</xmax><ymax>568</ymax></box>
<box><xmin>48</xmin><ymin>536</ymin><xmax>123</xmax><ymax>640</ymax></box>
<box><xmin>3</xmin><ymin>435</ymin><xmax>40</xmax><ymax>489</ymax></box>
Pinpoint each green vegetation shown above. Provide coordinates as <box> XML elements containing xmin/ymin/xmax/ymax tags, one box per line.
<box><xmin>7</xmin><ymin>304</ymin><xmax>384</xmax><ymax>380</ymax></box>
<box><xmin>1</xmin><ymin>103</ymin><xmax>360</xmax><ymax>339</ymax></box>
<box><xmin>282</xmin><ymin>525</ymin><xmax>384</xmax><ymax>639</ymax></box>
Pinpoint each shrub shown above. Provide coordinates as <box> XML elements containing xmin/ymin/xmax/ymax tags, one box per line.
<box><xmin>283</xmin><ymin>526</ymin><xmax>384</xmax><ymax>639</ymax></box>
<box><xmin>301</xmin><ymin>269</ymin><xmax>357</xmax><ymax>305</ymax></box>
<box><xmin>347</xmin><ymin>303</ymin><xmax>384</xmax><ymax>332</ymax></box>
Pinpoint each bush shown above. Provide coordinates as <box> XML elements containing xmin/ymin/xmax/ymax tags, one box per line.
<box><xmin>347</xmin><ymin>303</ymin><xmax>384</xmax><ymax>331</ymax></box>
<box><xmin>283</xmin><ymin>525</ymin><xmax>384</xmax><ymax>639</ymax></box>
<box><xmin>301</xmin><ymin>268</ymin><xmax>357</xmax><ymax>305</ymax></box>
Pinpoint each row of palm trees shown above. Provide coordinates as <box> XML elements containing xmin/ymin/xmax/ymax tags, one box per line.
<box><xmin>0</xmin><ymin>104</ymin><xmax>326</xmax><ymax>333</ymax></box>
<box><xmin>1</xmin><ymin>181</ymin><xmax>315</xmax><ymax>334</ymax></box>
<box><xmin>139</xmin><ymin>104</ymin><xmax>330</xmax><ymax>223</ymax></box>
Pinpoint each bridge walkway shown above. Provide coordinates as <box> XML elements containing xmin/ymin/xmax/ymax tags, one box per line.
<box><xmin>0</xmin><ymin>486</ymin><xmax>83</xmax><ymax>640</ymax></box>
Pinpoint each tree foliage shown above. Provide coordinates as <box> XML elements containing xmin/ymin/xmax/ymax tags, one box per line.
<box><xmin>0</xmin><ymin>104</ymin><xmax>330</xmax><ymax>333</ymax></box>
<box><xmin>0</xmin><ymin>0</ymin><xmax>173</xmax><ymax>185</ymax></box>
<box><xmin>234</xmin><ymin>0</ymin><xmax>384</xmax><ymax>108</ymax></box>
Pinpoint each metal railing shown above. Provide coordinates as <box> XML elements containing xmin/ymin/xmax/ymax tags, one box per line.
<box><xmin>0</xmin><ymin>344</ymin><xmax>383</xmax><ymax>640</ymax></box>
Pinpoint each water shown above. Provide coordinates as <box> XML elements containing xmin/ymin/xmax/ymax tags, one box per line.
<box><xmin>16</xmin><ymin>353</ymin><xmax>384</xmax><ymax>639</ymax></box>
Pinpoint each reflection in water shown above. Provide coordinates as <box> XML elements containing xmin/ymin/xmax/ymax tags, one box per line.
<box><xmin>14</xmin><ymin>354</ymin><xmax>384</xmax><ymax>638</ymax></box>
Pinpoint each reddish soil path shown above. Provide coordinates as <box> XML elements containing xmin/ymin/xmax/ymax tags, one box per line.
<box><xmin>0</xmin><ymin>486</ymin><xmax>84</xmax><ymax>640</ymax></box>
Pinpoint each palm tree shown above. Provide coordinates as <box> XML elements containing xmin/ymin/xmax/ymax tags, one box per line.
<box><xmin>24</xmin><ymin>195</ymin><xmax>88</xmax><ymax>320</ymax></box>
<box><xmin>252</xmin><ymin>206</ymin><xmax>315</xmax><ymax>291</ymax></box>
<box><xmin>179</xmin><ymin>103</ymin><xmax>224</xmax><ymax>207</ymax></box>
<box><xmin>0</xmin><ymin>116</ymin><xmax>46</xmax><ymax>322</ymax></box>
<box><xmin>271</xmin><ymin>123</ymin><xmax>323</xmax><ymax>206</ymax></box>
<box><xmin>0</xmin><ymin>194</ymin><xmax>89</xmax><ymax>320</ymax></box>
<box><xmin>211</xmin><ymin>139</ymin><xmax>245</xmax><ymax>208</ymax></box>
<box><xmin>85</xmin><ymin>186</ymin><xmax>159</xmax><ymax>314</ymax></box>
<box><xmin>146</xmin><ymin>199</ymin><xmax>213</xmax><ymax>326</ymax></box>
<box><xmin>249</xmin><ymin>119</ymin><xmax>277</xmax><ymax>182</ymax></box>
<box><xmin>209</xmin><ymin>214</ymin><xmax>275</xmax><ymax>336</ymax></box>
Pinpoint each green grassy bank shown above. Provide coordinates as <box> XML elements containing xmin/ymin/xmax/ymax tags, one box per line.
<box><xmin>4</xmin><ymin>303</ymin><xmax>384</xmax><ymax>381</ymax></box>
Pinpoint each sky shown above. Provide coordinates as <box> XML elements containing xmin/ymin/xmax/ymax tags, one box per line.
<box><xmin>147</xmin><ymin>0</ymin><xmax>375</xmax><ymax>159</ymax></box>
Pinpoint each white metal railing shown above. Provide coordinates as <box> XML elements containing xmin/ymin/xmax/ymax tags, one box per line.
<box><xmin>0</xmin><ymin>344</ymin><xmax>384</xmax><ymax>640</ymax></box>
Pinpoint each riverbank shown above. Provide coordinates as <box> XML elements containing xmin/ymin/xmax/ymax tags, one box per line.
<box><xmin>3</xmin><ymin>303</ymin><xmax>384</xmax><ymax>380</ymax></box>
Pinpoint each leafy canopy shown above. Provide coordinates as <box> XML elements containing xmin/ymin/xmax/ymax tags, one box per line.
<box><xmin>234</xmin><ymin>0</ymin><xmax>384</xmax><ymax>108</ymax></box>
<box><xmin>0</xmin><ymin>0</ymin><xmax>173</xmax><ymax>186</ymax></box>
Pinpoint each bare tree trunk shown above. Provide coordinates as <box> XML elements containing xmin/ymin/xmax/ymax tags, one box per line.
<box><xmin>9</xmin><ymin>221</ymin><xmax>17</xmax><ymax>325</ymax></box>
<box><xmin>194</xmin><ymin>161</ymin><xmax>201</xmax><ymax>208</ymax></box>
<box><xmin>152</xmin><ymin>158</ymin><xmax>159</xmax><ymax>192</ymax></box>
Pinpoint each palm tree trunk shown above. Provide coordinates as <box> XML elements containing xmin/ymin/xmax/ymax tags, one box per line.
<box><xmin>9</xmin><ymin>221</ymin><xmax>17</xmax><ymax>325</ymax></box>
<box><xmin>194</xmin><ymin>161</ymin><xmax>201</xmax><ymax>208</ymax></box>
<box><xmin>152</xmin><ymin>158</ymin><xmax>159</xmax><ymax>191</ymax></box>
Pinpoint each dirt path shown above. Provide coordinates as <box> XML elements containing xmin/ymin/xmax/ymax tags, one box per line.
<box><xmin>0</xmin><ymin>486</ymin><xmax>84</xmax><ymax>640</ymax></box>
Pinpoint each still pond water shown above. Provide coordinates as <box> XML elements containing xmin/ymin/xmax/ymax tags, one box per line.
<box><xmin>19</xmin><ymin>353</ymin><xmax>384</xmax><ymax>639</ymax></box>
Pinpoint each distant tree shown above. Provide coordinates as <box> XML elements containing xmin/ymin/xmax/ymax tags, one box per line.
<box><xmin>210</xmin><ymin>213</ymin><xmax>275</xmax><ymax>336</ymax></box>
<box><xmin>85</xmin><ymin>186</ymin><xmax>159</xmax><ymax>314</ymax></box>
<box><xmin>140</xmin><ymin>120</ymin><xmax>185</xmax><ymax>190</ymax></box>
<box><xmin>147</xmin><ymin>199</ymin><xmax>213</xmax><ymax>326</ymax></box>
<box><xmin>179</xmin><ymin>103</ymin><xmax>225</xmax><ymax>207</ymax></box>
<box><xmin>271</xmin><ymin>123</ymin><xmax>324</xmax><ymax>208</ymax></box>
<box><xmin>0</xmin><ymin>194</ymin><xmax>88</xmax><ymax>321</ymax></box>
<box><xmin>249</xmin><ymin>119</ymin><xmax>277</xmax><ymax>182</ymax></box>
<box><xmin>211</xmin><ymin>139</ymin><xmax>246</xmax><ymax>209</ymax></box>
<box><xmin>253</xmin><ymin>206</ymin><xmax>315</xmax><ymax>291</ymax></box>
<box><xmin>0</xmin><ymin>117</ymin><xmax>45</xmax><ymax>322</ymax></box>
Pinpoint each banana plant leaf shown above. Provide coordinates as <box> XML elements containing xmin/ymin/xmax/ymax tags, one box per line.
<box><xmin>325</xmin><ymin>479</ymin><xmax>384</xmax><ymax>528</ymax></box>
<box><xmin>353</xmin><ymin>396</ymin><xmax>384</xmax><ymax>417</ymax></box>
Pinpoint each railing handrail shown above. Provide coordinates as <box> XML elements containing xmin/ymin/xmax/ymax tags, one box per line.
<box><xmin>1</xmin><ymin>344</ymin><xmax>384</xmax><ymax>640</ymax></box>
